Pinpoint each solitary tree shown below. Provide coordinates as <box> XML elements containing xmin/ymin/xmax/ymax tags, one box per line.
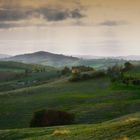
<box><xmin>30</xmin><ymin>109</ymin><xmax>75</xmax><ymax>127</ymax></box>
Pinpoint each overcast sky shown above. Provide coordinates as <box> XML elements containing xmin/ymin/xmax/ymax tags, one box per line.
<box><xmin>0</xmin><ymin>0</ymin><xmax>140</xmax><ymax>56</ymax></box>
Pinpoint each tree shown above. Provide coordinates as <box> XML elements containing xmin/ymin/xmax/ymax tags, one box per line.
<box><xmin>123</xmin><ymin>62</ymin><xmax>133</xmax><ymax>71</ymax></box>
<box><xmin>61</xmin><ymin>67</ymin><xmax>71</xmax><ymax>75</ymax></box>
<box><xmin>30</xmin><ymin>109</ymin><xmax>75</xmax><ymax>127</ymax></box>
<box><xmin>107</xmin><ymin>65</ymin><xmax>123</xmax><ymax>82</ymax></box>
<box><xmin>69</xmin><ymin>72</ymin><xmax>81</xmax><ymax>82</ymax></box>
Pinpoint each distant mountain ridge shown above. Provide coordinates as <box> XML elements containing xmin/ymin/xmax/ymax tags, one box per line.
<box><xmin>2</xmin><ymin>51</ymin><xmax>140</xmax><ymax>68</ymax></box>
<box><xmin>0</xmin><ymin>54</ymin><xmax>11</xmax><ymax>59</ymax></box>
<box><xmin>114</xmin><ymin>55</ymin><xmax>140</xmax><ymax>61</ymax></box>
<box><xmin>4</xmin><ymin>51</ymin><xmax>79</xmax><ymax>67</ymax></box>
<box><xmin>75</xmin><ymin>55</ymin><xmax>140</xmax><ymax>60</ymax></box>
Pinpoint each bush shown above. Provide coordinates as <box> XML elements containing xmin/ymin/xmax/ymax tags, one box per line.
<box><xmin>61</xmin><ymin>67</ymin><xmax>71</xmax><ymax>75</ymax></box>
<box><xmin>69</xmin><ymin>72</ymin><xmax>81</xmax><ymax>82</ymax></box>
<box><xmin>72</xmin><ymin>66</ymin><xmax>94</xmax><ymax>73</ymax></box>
<box><xmin>69</xmin><ymin>71</ymin><xmax>106</xmax><ymax>82</ymax></box>
<box><xmin>30</xmin><ymin>109</ymin><xmax>75</xmax><ymax>127</ymax></box>
<box><xmin>132</xmin><ymin>79</ymin><xmax>140</xmax><ymax>85</ymax></box>
<box><xmin>123</xmin><ymin>62</ymin><xmax>133</xmax><ymax>72</ymax></box>
<box><xmin>91</xmin><ymin>71</ymin><xmax>106</xmax><ymax>78</ymax></box>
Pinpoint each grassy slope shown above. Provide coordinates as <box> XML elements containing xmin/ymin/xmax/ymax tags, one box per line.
<box><xmin>0</xmin><ymin>76</ymin><xmax>140</xmax><ymax>129</ymax></box>
<box><xmin>0</xmin><ymin>61</ymin><xmax>60</xmax><ymax>92</ymax></box>
<box><xmin>0</xmin><ymin>113</ymin><xmax>139</xmax><ymax>140</ymax></box>
<box><xmin>0</xmin><ymin>64</ymin><xmax>139</xmax><ymax>139</ymax></box>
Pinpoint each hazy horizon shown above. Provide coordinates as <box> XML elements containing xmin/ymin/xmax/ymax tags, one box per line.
<box><xmin>0</xmin><ymin>0</ymin><xmax>140</xmax><ymax>56</ymax></box>
<box><xmin>1</xmin><ymin>50</ymin><xmax>140</xmax><ymax>58</ymax></box>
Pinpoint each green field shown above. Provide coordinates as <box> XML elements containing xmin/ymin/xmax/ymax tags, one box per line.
<box><xmin>0</xmin><ymin>61</ymin><xmax>60</xmax><ymax>92</ymax></box>
<box><xmin>0</xmin><ymin>76</ymin><xmax>140</xmax><ymax>129</ymax></box>
<box><xmin>0</xmin><ymin>61</ymin><xmax>140</xmax><ymax>139</ymax></box>
<box><xmin>0</xmin><ymin>113</ymin><xmax>139</xmax><ymax>140</ymax></box>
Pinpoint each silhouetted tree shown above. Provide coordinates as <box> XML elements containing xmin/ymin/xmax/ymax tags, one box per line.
<box><xmin>30</xmin><ymin>109</ymin><xmax>75</xmax><ymax>127</ymax></box>
<box><xmin>61</xmin><ymin>67</ymin><xmax>71</xmax><ymax>75</ymax></box>
<box><xmin>123</xmin><ymin>62</ymin><xmax>133</xmax><ymax>72</ymax></box>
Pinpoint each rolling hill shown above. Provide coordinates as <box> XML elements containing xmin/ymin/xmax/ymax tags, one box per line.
<box><xmin>0</xmin><ymin>59</ymin><xmax>139</xmax><ymax>139</ymax></box>
<box><xmin>0</xmin><ymin>61</ymin><xmax>60</xmax><ymax>92</ymax></box>
<box><xmin>0</xmin><ymin>75</ymin><xmax>139</xmax><ymax>129</ymax></box>
<box><xmin>0</xmin><ymin>54</ymin><xmax>11</xmax><ymax>59</ymax></box>
<box><xmin>0</xmin><ymin>112</ymin><xmax>139</xmax><ymax>140</ymax></box>
<box><xmin>4</xmin><ymin>51</ymin><xmax>79</xmax><ymax>67</ymax></box>
<box><xmin>3</xmin><ymin>51</ymin><xmax>140</xmax><ymax>69</ymax></box>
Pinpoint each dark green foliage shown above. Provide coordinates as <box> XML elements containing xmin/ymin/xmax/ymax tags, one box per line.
<box><xmin>123</xmin><ymin>78</ymin><xmax>140</xmax><ymax>86</ymax></box>
<box><xmin>30</xmin><ymin>109</ymin><xmax>75</xmax><ymax>127</ymax></box>
<box><xmin>91</xmin><ymin>70</ymin><xmax>106</xmax><ymax>78</ymax></box>
<box><xmin>61</xmin><ymin>67</ymin><xmax>71</xmax><ymax>75</ymax></box>
<box><xmin>132</xmin><ymin>79</ymin><xmax>140</xmax><ymax>85</ymax></box>
<box><xmin>108</xmin><ymin>63</ymin><xmax>140</xmax><ymax>87</ymax></box>
<box><xmin>69</xmin><ymin>70</ymin><xmax>106</xmax><ymax>82</ymax></box>
<box><xmin>72</xmin><ymin>66</ymin><xmax>94</xmax><ymax>72</ymax></box>
<box><xmin>69</xmin><ymin>72</ymin><xmax>81</xmax><ymax>82</ymax></box>
<box><xmin>107</xmin><ymin>64</ymin><xmax>123</xmax><ymax>82</ymax></box>
<box><xmin>123</xmin><ymin>61</ymin><xmax>133</xmax><ymax>72</ymax></box>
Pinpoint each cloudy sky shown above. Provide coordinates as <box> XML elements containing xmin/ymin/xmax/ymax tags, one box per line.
<box><xmin>0</xmin><ymin>0</ymin><xmax>140</xmax><ymax>56</ymax></box>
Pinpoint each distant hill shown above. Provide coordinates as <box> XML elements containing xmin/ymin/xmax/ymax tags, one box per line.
<box><xmin>4</xmin><ymin>51</ymin><xmax>79</xmax><ymax>67</ymax></box>
<box><xmin>0</xmin><ymin>54</ymin><xmax>11</xmax><ymax>59</ymax></box>
<box><xmin>75</xmin><ymin>55</ymin><xmax>140</xmax><ymax>60</ymax></box>
<box><xmin>115</xmin><ymin>55</ymin><xmax>140</xmax><ymax>60</ymax></box>
<box><xmin>3</xmin><ymin>51</ymin><xmax>140</xmax><ymax>68</ymax></box>
<box><xmin>0</xmin><ymin>61</ymin><xmax>55</xmax><ymax>72</ymax></box>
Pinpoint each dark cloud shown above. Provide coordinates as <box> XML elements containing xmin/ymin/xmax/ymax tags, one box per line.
<box><xmin>35</xmin><ymin>8</ymin><xmax>84</xmax><ymax>21</ymax></box>
<box><xmin>71</xmin><ymin>9</ymin><xmax>83</xmax><ymax>18</ymax></box>
<box><xmin>0</xmin><ymin>9</ymin><xmax>30</xmax><ymax>21</ymax></box>
<box><xmin>99</xmin><ymin>20</ymin><xmax>127</xmax><ymax>27</ymax></box>
<box><xmin>44</xmin><ymin>10</ymin><xmax>69</xmax><ymax>21</ymax></box>
<box><xmin>0</xmin><ymin>7</ymin><xmax>84</xmax><ymax>28</ymax></box>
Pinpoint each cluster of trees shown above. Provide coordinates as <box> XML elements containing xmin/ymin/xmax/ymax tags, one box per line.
<box><xmin>122</xmin><ymin>77</ymin><xmax>140</xmax><ymax>86</ymax></box>
<box><xmin>107</xmin><ymin>64</ymin><xmax>123</xmax><ymax>82</ymax></box>
<box><xmin>30</xmin><ymin>109</ymin><xmax>75</xmax><ymax>127</ymax></box>
<box><xmin>108</xmin><ymin>62</ymin><xmax>140</xmax><ymax>86</ymax></box>
<box><xmin>25</xmin><ymin>67</ymin><xmax>46</xmax><ymax>75</ymax></box>
<box><xmin>61</xmin><ymin>67</ymin><xmax>71</xmax><ymax>75</ymax></box>
<box><xmin>61</xmin><ymin>62</ymin><xmax>139</xmax><ymax>85</ymax></box>
<box><xmin>61</xmin><ymin>66</ymin><xmax>94</xmax><ymax>76</ymax></box>
<box><xmin>123</xmin><ymin>62</ymin><xmax>134</xmax><ymax>72</ymax></box>
<box><xmin>72</xmin><ymin>66</ymin><xmax>94</xmax><ymax>73</ymax></box>
<box><xmin>69</xmin><ymin>71</ymin><xmax>106</xmax><ymax>82</ymax></box>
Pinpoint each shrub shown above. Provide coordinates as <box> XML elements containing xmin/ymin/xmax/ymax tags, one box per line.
<box><xmin>61</xmin><ymin>67</ymin><xmax>71</xmax><ymax>75</ymax></box>
<box><xmin>69</xmin><ymin>72</ymin><xmax>81</xmax><ymax>82</ymax></box>
<box><xmin>69</xmin><ymin>71</ymin><xmax>106</xmax><ymax>82</ymax></box>
<box><xmin>132</xmin><ymin>79</ymin><xmax>140</xmax><ymax>85</ymax></box>
<box><xmin>72</xmin><ymin>66</ymin><xmax>94</xmax><ymax>73</ymax></box>
<box><xmin>123</xmin><ymin>62</ymin><xmax>133</xmax><ymax>72</ymax></box>
<box><xmin>30</xmin><ymin>109</ymin><xmax>75</xmax><ymax>127</ymax></box>
<box><xmin>91</xmin><ymin>71</ymin><xmax>106</xmax><ymax>78</ymax></box>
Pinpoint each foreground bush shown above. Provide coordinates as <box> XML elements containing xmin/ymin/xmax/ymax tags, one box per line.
<box><xmin>30</xmin><ymin>109</ymin><xmax>75</xmax><ymax>127</ymax></box>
